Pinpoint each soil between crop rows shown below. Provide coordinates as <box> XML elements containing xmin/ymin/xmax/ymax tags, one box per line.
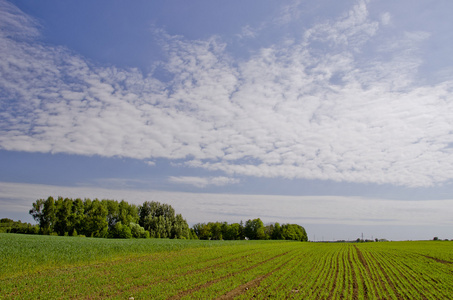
<box><xmin>2</xmin><ymin>237</ymin><xmax>453</xmax><ymax>299</ymax></box>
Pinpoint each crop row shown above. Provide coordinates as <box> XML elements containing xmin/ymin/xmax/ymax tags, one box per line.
<box><xmin>236</xmin><ymin>242</ymin><xmax>453</xmax><ymax>299</ymax></box>
<box><xmin>2</xmin><ymin>235</ymin><xmax>453</xmax><ymax>299</ymax></box>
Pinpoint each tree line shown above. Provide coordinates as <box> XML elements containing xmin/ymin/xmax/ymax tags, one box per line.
<box><xmin>0</xmin><ymin>218</ymin><xmax>38</xmax><ymax>234</ymax></box>
<box><xmin>29</xmin><ymin>197</ymin><xmax>190</xmax><ymax>239</ymax></box>
<box><xmin>24</xmin><ymin>196</ymin><xmax>307</xmax><ymax>241</ymax></box>
<box><xmin>193</xmin><ymin>219</ymin><xmax>307</xmax><ymax>241</ymax></box>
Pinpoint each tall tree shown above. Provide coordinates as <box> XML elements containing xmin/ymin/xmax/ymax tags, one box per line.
<box><xmin>139</xmin><ymin>201</ymin><xmax>186</xmax><ymax>238</ymax></box>
<box><xmin>84</xmin><ymin>199</ymin><xmax>108</xmax><ymax>237</ymax></box>
<box><xmin>209</xmin><ymin>222</ymin><xmax>223</xmax><ymax>240</ymax></box>
<box><xmin>118</xmin><ymin>200</ymin><xmax>138</xmax><ymax>225</ymax></box>
<box><xmin>70</xmin><ymin>198</ymin><xmax>85</xmax><ymax>236</ymax></box>
<box><xmin>193</xmin><ymin>223</ymin><xmax>211</xmax><ymax>240</ymax></box>
<box><xmin>103</xmin><ymin>199</ymin><xmax>119</xmax><ymax>230</ymax></box>
<box><xmin>54</xmin><ymin>197</ymin><xmax>73</xmax><ymax>236</ymax></box>
<box><xmin>171</xmin><ymin>214</ymin><xmax>190</xmax><ymax>239</ymax></box>
<box><xmin>40</xmin><ymin>196</ymin><xmax>57</xmax><ymax>234</ymax></box>
<box><xmin>29</xmin><ymin>198</ymin><xmax>45</xmax><ymax>230</ymax></box>
<box><xmin>244</xmin><ymin>218</ymin><xmax>266</xmax><ymax>240</ymax></box>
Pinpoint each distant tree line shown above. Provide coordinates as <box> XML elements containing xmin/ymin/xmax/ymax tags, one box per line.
<box><xmin>8</xmin><ymin>196</ymin><xmax>308</xmax><ymax>241</ymax></box>
<box><xmin>29</xmin><ymin>197</ymin><xmax>190</xmax><ymax>239</ymax></box>
<box><xmin>193</xmin><ymin>218</ymin><xmax>308</xmax><ymax>241</ymax></box>
<box><xmin>0</xmin><ymin>218</ymin><xmax>38</xmax><ymax>234</ymax></box>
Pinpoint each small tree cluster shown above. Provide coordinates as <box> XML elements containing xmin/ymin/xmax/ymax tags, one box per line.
<box><xmin>193</xmin><ymin>221</ymin><xmax>245</xmax><ymax>240</ymax></box>
<box><xmin>138</xmin><ymin>201</ymin><xmax>190</xmax><ymax>239</ymax></box>
<box><xmin>267</xmin><ymin>222</ymin><xmax>308</xmax><ymax>241</ymax></box>
<box><xmin>0</xmin><ymin>218</ymin><xmax>39</xmax><ymax>234</ymax></box>
<box><xmin>29</xmin><ymin>197</ymin><xmax>189</xmax><ymax>239</ymax></box>
<box><xmin>192</xmin><ymin>218</ymin><xmax>307</xmax><ymax>241</ymax></box>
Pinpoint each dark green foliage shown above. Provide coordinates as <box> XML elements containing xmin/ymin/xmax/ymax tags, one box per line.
<box><xmin>191</xmin><ymin>219</ymin><xmax>307</xmax><ymax>241</ymax></box>
<box><xmin>139</xmin><ymin>201</ymin><xmax>189</xmax><ymax>239</ymax></box>
<box><xmin>193</xmin><ymin>222</ymin><xmax>245</xmax><ymax>240</ymax></box>
<box><xmin>130</xmin><ymin>223</ymin><xmax>149</xmax><ymax>238</ymax></box>
<box><xmin>29</xmin><ymin>197</ymin><xmax>57</xmax><ymax>234</ymax></box>
<box><xmin>280</xmin><ymin>224</ymin><xmax>307</xmax><ymax>241</ymax></box>
<box><xmin>26</xmin><ymin>197</ymin><xmax>306</xmax><ymax>241</ymax></box>
<box><xmin>108</xmin><ymin>222</ymin><xmax>132</xmax><ymax>239</ymax></box>
<box><xmin>192</xmin><ymin>223</ymin><xmax>212</xmax><ymax>240</ymax></box>
<box><xmin>27</xmin><ymin>197</ymin><xmax>189</xmax><ymax>239</ymax></box>
<box><xmin>29</xmin><ymin>199</ymin><xmax>45</xmax><ymax>230</ymax></box>
<box><xmin>103</xmin><ymin>199</ymin><xmax>139</xmax><ymax>232</ymax></box>
<box><xmin>244</xmin><ymin>218</ymin><xmax>266</xmax><ymax>240</ymax></box>
<box><xmin>83</xmin><ymin>199</ymin><xmax>109</xmax><ymax>237</ymax></box>
<box><xmin>0</xmin><ymin>219</ymin><xmax>39</xmax><ymax>234</ymax></box>
<box><xmin>223</xmin><ymin>222</ymin><xmax>244</xmax><ymax>240</ymax></box>
<box><xmin>189</xmin><ymin>228</ymin><xmax>198</xmax><ymax>240</ymax></box>
<box><xmin>71</xmin><ymin>198</ymin><xmax>85</xmax><ymax>236</ymax></box>
<box><xmin>270</xmin><ymin>222</ymin><xmax>284</xmax><ymax>240</ymax></box>
<box><xmin>54</xmin><ymin>197</ymin><xmax>73</xmax><ymax>236</ymax></box>
<box><xmin>172</xmin><ymin>214</ymin><xmax>190</xmax><ymax>239</ymax></box>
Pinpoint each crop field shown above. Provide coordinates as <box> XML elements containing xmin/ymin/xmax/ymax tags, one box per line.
<box><xmin>1</xmin><ymin>234</ymin><xmax>453</xmax><ymax>299</ymax></box>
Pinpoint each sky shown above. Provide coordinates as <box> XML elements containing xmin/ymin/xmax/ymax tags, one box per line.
<box><xmin>1</xmin><ymin>0</ymin><xmax>453</xmax><ymax>241</ymax></box>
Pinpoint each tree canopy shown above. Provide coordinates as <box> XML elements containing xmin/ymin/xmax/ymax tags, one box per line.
<box><xmin>29</xmin><ymin>197</ymin><xmax>189</xmax><ymax>239</ymax></box>
<box><xmin>192</xmin><ymin>219</ymin><xmax>307</xmax><ymax>241</ymax></box>
<box><xmin>25</xmin><ymin>197</ymin><xmax>307</xmax><ymax>241</ymax></box>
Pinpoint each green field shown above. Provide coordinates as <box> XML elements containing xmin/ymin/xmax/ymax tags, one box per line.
<box><xmin>1</xmin><ymin>234</ymin><xmax>453</xmax><ymax>299</ymax></box>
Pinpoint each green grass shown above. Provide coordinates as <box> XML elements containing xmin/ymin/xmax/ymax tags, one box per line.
<box><xmin>2</xmin><ymin>234</ymin><xmax>453</xmax><ymax>299</ymax></box>
<box><xmin>0</xmin><ymin>233</ymin><xmax>252</xmax><ymax>278</ymax></box>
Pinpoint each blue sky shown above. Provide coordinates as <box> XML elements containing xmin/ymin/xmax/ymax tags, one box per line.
<box><xmin>1</xmin><ymin>0</ymin><xmax>453</xmax><ymax>241</ymax></box>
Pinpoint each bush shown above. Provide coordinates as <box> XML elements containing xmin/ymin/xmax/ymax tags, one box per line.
<box><xmin>130</xmin><ymin>223</ymin><xmax>148</xmax><ymax>238</ymax></box>
<box><xmin>109</xmin><ymin>222</ymin><xmax>132</xmax><ymax>239</ymax></box>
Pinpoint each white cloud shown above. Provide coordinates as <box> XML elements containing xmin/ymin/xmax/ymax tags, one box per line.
<box><xmin>0</xmin><ymin>0</ymin><xmax>41</xmax><ymax>40</ymax></box>
<box><xmin>237</xmin><ymin>25</ymin><xmax>257</xmax><ymax>40</ymax></box>
<box><xmin>272</xmin><ymin>0</ymin><xmax>304</xmax><ymax>26</ymax></box>
<box><xmin>380</xmin><ymin>12</ymin><xmax>391</xmax><ymax>26</ymax></box>
<box><xmin>1</xmin><ymin>1</ymin><xmax>453</xmax><ymax>187</ymax></box>
<box><xmin>168</xmin><ymin>176</ymin><xmax>240</xmax><ymax>188</ymax></box>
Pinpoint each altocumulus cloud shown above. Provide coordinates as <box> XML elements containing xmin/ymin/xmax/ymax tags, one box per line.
<box><xmin>1</xmin><ymin>0</ymin><xmax>453</xmax><ymax>187</ymax></box>
<box><xmin>168</xmin><ymin>176</ymin><xmax>240</xmax><ymax>188</ymax></box>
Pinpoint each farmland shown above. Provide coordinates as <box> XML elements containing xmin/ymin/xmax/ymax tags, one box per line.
<box><xmin>1</xmin><ymin>234</ymin><xmax>453</xmax><ymax>299</ymax></box>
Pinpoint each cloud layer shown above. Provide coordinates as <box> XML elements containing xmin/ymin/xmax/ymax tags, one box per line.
<box><xmin>1</xmin><ymin>0</ymin><xmax>453</xmax><ymax>187</ymax></box>
<box><xmin>2</xmin><ymin>181</ymin><xmax>453</xmax><ymax>229</ymax></box>
<box><xmin>168</xmin><ymin>176</ymin><xmax>240</xmax><ymax>188</ymax></box>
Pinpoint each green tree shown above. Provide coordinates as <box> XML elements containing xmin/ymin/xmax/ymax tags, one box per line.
<box><xmin>193</xmin><ymin>223</ymin><xmax>211</xmax><ymax>240</ymax></box>
<box><xmin>39</xmin><ymin>196</ymin><xmax>57</xmax><ymax>234</ymax></box>
<box><xmin>171</xmin><ymin>214</ymin><xmax>190</xmax><ymax>239</ymax></box>
<box><xmin>189</xmin><ymin>228</ymin><xmax>198</xmax><ymax>239</ymax></box>
<box><xmin>29</xmin><ymin>199</ymin><xmax>45</xmax><ymax>230</ymax></box>
<box><xmin>281</xmin><ymin>224</ymin><xmax>307</xmax><ymax>241</ymax></box>
<box><xmin>140</xmin><ymin>201</ymin><xmax>184</xmax><ymax>238</ymax></box>
<box><xmin>244</xmin><ymin>218</ymin><xmax>266</xmax><ymax>240</ymax></box>
<box><xmin>146</xmin><ymin>215</ymin><xmax>172</xmax><ymax>238</ymax></box>
<box><xmin>209</xmin><ymin>222</ymin><xmax>223</xmax><ymax>240</ymax></box>
<box><xmin>70</xmin><ymin>198</ymin><xmax>85</xmax><ymax>236</ymax></box>
<box><xmin>104</xmin><ymin>199</ymin><xmax>119</xmax><ymax>230</ymax></box>
<box><xmin>271</xmin><ymin>222</ymin><xmax>284</xmax><ymax>240</ymax></box>
<box><xmin>84</xmin><ymin>199</ymin><xmax>108</xmax><ymax>237</ymax></box>
<box><xmin>220</xmin><ymin>222</ymin><xmax>231</xmax><ymax>240</ymax></box>
<box><xmin>54</xmin><ymin>197</ymin><xmax>73</xmax><ymax>236</ymax></box>
<box><xmin>224</xmin><ymin>222</ymin><xmax>243</xmax><ymax>240</ymax></box>
<box><xmin>138</xmin><ymin>201</ymin><xmax>156</xmax><ymax>227</ymax></box>
<box><xmin>109</xmin><ymin>221</ymin><xmax>132</xmax><ymax>239</ymax></box>
<box><xmin>130</xmin><ymin>222</ymin><xmax>149</xmax><ymax>238</ymax></box>
<box><xmin>118</xmin><ymin>200</ymin><xmax>138</xmax><ymax>225</ymax></box>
